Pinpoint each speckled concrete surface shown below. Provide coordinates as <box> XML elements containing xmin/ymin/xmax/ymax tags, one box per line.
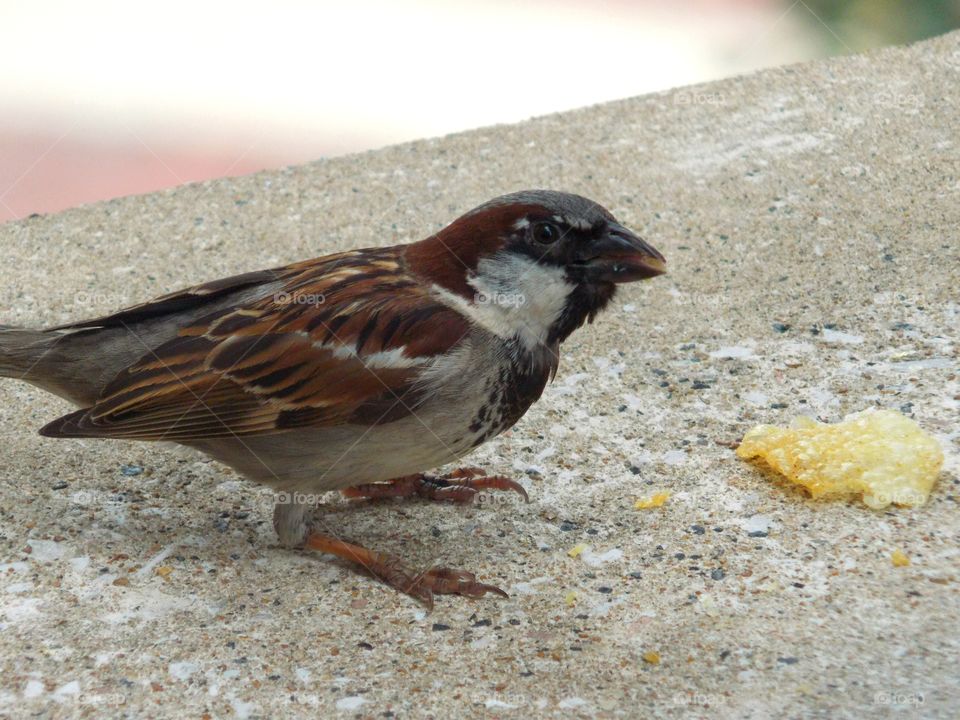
<box><xmin>1</xmin><ymin>33</ymin><xmax>959</xmax><ymax>720</ymax></box>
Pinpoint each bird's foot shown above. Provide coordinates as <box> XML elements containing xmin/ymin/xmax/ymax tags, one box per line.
<box><xmin>304</xmin><ymin>532</ymin><xmax>508</xmax><ymax>609</ymax></box>
<box><xmin>341</xmin><ymin>467</ymin><xmax>529</xmax><ymax>504</ymax></box>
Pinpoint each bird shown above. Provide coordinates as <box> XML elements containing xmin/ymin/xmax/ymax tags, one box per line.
<box><xmin>0</xmin><ymin>190</ymin><xmax>665</xmax><ymax>607</ymax></box>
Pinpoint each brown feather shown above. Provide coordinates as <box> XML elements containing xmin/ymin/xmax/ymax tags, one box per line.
<box><xmin>42</xmin><ymin>248</ymin><xmax>471</xmax><ymax>440</ymax></box>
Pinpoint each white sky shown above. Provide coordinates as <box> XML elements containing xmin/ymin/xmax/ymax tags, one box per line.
<box><xmin>0</xmin><ymin>0</ymin><xmax>817</xmax><ymax>156</ymax></box>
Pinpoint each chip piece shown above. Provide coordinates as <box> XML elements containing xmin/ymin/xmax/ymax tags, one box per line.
<box><xmin>891</xmin><ymin>550</ymin><xmax>910</xmax><ymax>567</ymax></box>
<box><xmin>634</xmin><ymin>492</ymin><xmax>670</xmax><ymax>510</ymax></box>
<box><xmin>736</xmin><ymin>408</ymin><xmax>943</xmax><ymax>509</ymax></box>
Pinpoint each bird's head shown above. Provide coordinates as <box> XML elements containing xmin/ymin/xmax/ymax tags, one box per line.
<box><xmin>405</xmin><ymin>190</ymin><xmax>666</xmax><ymax>348</ymax></box>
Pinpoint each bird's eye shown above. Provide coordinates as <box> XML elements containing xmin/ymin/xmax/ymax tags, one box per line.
<box><xmin>532</xmin><ymin>222</ymin><xmax>560</xmax><ymax>244</ymax></box>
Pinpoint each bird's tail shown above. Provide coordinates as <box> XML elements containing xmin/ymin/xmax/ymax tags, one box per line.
<box><xmin>0</xmin><ymin>325</ymin><xmax>53</xmax><ymax>379</ymax></box>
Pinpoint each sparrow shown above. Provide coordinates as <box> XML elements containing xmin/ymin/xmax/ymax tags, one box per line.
<box><xmin>0</xmin><ymin>190</ymin><xmax>666</xmax><ymax>606</ymax></box>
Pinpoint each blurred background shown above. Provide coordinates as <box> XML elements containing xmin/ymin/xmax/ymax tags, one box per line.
<box><xmin>1</xmin><ymin>0</ymin><xmax>958</xmax><ymax>223</ymax></box>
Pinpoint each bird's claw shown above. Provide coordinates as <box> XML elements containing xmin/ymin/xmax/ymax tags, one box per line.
<box><xmin>304</xmin><ymin>532</ymin><xmax>508</xmax><ymax>609</ymax></box>
<box><xmin>342</xmin><ymin>467</ymin><xmax>529</xmax><ymax>504</ymax></box>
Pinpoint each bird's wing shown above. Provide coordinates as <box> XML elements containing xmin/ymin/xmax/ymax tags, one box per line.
<box><xmin>40</xmin><ymin>249</ymin><xmax>471</xmax><ymax>440</ymax></box>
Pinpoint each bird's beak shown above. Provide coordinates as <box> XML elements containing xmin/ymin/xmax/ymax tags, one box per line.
<box><xmin>574</xmin><ymin>222</ymin><xmax>667</xmax><ymax>283</ymax></box>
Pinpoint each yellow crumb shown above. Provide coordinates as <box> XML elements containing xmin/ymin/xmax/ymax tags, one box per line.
<box><xmin>736</xmin><ymin>408</ymin><xmax>943</xmax><ymax>509</ymax></box>
<box><xmin>642</xmin><ymin>651</ymin><xmax>661</xmax><ymax>665</ymax></box>
<box><xmin>567</xmin><ymin>544</ymin><xmax>587</xmax><ymax>559</ymax></box>
<box><xmin>155</xmin><ymin>566</ymin><xmax>173</xmax><ymax>579</ymax></box>
<box><xmin>891</xmin><ymin>550</ymin><xmax>910</xmax><ymax>567</ymax></box>
<box><xmin>634</xmin><ymin>492</ymin><xmax>671</xmax><ymax>510</ymax></box>
<box><xmin>565</xmin><ymin>591</ymin><xmax>578</xmax><ymax>607</ymax></box>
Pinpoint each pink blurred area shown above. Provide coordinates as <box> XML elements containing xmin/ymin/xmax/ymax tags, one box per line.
<box><xmin>0</xmin><ymin>129</ymin><xmax>281</xmax><ymax>221</ymax></box>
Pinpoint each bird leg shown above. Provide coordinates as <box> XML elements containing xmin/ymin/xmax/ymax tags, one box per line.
<box><xmin>341</xmin><ymin>466</ymin><xmax>529</xmax><ymax>504</ymax></box>
<box><xmin>304</xmin><ymin>532</ymin><xmax>508</xmax><ymax>609</ymax></box>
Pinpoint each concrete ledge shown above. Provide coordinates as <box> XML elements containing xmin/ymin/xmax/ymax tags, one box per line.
<box><xmin>1</xmin><ymin>32</ymin><xmax>958</xmax><ymax>717</ymax></box>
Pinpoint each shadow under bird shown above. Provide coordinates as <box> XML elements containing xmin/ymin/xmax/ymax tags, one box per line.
<box><xmin>0</xmin><ymin>190</ymin><xmax>666</xmax><ymax>606</ymax></box>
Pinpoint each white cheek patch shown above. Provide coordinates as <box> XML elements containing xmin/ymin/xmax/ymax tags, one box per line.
<box><xmin>433</xmin><ymin>253</ymin><xmax>573</xmax><ymax>349</ymax></box>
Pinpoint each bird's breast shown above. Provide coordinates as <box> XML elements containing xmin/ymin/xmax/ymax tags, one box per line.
<box><xmin>411</xmin><ymin>331</ymin><xmax>558</xmax><ymax>454</ymax></box>
<box><xmin>467</xmin><ymin>366</ymin><xmax>550</xmax><ymax>448</ymax></box>
<box><xmin>455</xmin><ymin>339</ymin><xmax>556</xmax><ymax>448</ymax></box>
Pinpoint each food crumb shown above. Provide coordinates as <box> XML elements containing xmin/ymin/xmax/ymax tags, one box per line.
<box><xmin>634</xmin><ymin>492</ymin><xmax>670</xmax><ymax>510</ymax></box>
<box><xmin>891</xmin><ymin>550</ymin><xmax>910</xmax><ymax>567</ymax></box>
<box><xmin>736</xmin><ymin>408</ymin><xmax>943</xmax><ymax>509</ymax></box>
<box><xmin>565</xmin><ymin>591</ymin><xmax>577</xmax><ymax>607</ymax></box>
<box><xmin>567</xmin><ymin>544</ymin><xmax>587</xmax><ymax>559</ymax></box>
<box><xmin>643</xmin><ymin>651</ymin><xmax>661</xmax><ymax>665</ymax></box>
<box><xmin>156</xmin><ymin>566</ymin><xmax>173</xmax><ymax>579</ymax></box>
